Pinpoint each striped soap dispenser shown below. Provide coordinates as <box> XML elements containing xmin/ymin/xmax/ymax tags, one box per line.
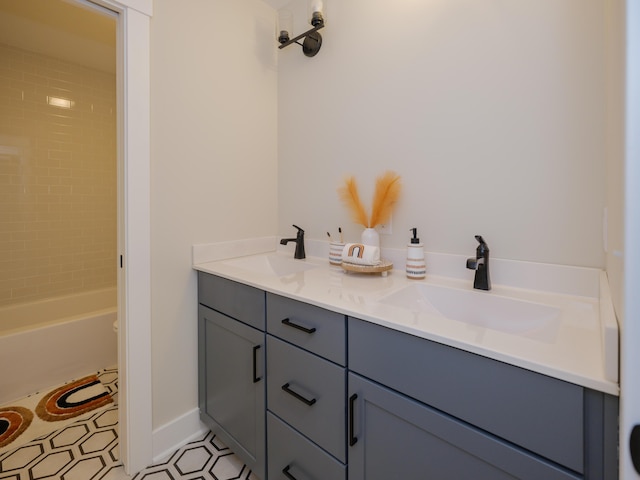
<box><xmin>406</xmin><ymin>228</ymin><xmax>426</xmax><ymax>279</ymax></box>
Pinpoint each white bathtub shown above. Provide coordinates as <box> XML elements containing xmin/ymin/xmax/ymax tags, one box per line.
<box><xmin>0</xmin><ymin>288</ymin><xmax>118</xmax><ymax>405</ymax></box>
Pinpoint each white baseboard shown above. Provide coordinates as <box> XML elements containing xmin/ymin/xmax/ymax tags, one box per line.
<box><xmin>152</xmin><ymin>407</ymin><xmax>208</xmax><ymax>463</ymax></box>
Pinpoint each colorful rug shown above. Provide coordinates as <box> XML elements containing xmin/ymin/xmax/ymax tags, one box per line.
<box><xmin>0</xmin><ymin>374</ymin><xmax>113</xmax><ymax>454</ymax></box>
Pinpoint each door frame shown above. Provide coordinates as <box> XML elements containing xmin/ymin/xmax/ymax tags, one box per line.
<box><xmin>622</xmin><ymin>1</ymin><xmax>640</xmax><ymax>478</ymax></box>
<box><xmin>78</xmin><ymin>0</ymin><xmax>153</xmax><ymax>474</ymax></box>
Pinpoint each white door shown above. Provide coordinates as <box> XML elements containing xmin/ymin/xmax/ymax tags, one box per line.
<box><xmin>622</xmin><ymin>2</ymin><xmax>640</xmax><ymax>478</ymax></box>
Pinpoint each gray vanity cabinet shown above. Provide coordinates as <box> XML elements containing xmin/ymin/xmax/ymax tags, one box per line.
<box><xmin>197</xmin><ymin>271</ymin><xmax>618</xmax><ymax>480</ymax></box>
<box><xmin>198</xmin><ymin>273</ymin><xmax>266</xmax><ymax>480</ymax></box>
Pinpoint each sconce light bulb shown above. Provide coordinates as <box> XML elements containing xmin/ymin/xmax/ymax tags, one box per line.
<box><xmin>278</xmin><ymin>31</ymin><xmax>290</xmax><ymax>44</ymax></box>
<box><xmin>311</xmin><ymin>0</ymin><xmax>324</xmax><ymax>13</ymax></box>
<box><xmin>277</xmin><ymin>10</ymin><xmax>293</xmax><ymax>44</ymax></box>
<box><xmin>310</xmin><ymin>11</ymin><xmax>324</xmax><ymax>27</ymax></box>
<box><xmin>308</xmin><ymin>0</ymin><xmax>324</xmax><ymax>26</ymax></box>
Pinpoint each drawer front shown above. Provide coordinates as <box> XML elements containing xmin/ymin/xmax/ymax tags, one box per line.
<box><xmin>267</xmin><ymin>412</ymin><xmax>346</xmax><ymax>480</ymax></box>
<box><xmin>267</xmin><ymin>335</ymin><xmax>346</xmax><ymax>462</ymax></box>
<box><xmin>198</xmin><ymin>272</ymin><xmax>265</xmax><ymax>330</ymax></box>
<box><xmin>348</xmin><ymin>317</ymin><xmax>584</xmax><ymax>473</ymax></box>
<box><xmin>266</xmin><ymin>293</ymin><xmax>345</xmax><ymax>365</ymax></box>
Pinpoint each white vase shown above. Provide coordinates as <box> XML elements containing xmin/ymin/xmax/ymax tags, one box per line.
<box><xmin>361</xmin><ymin>228</ymin><xmax>380</xmax><ymax>248</ymax></box>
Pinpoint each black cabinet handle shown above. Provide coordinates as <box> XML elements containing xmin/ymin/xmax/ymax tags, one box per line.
<box><xmin>632</xmin><ymin>424</ymin><xmax>640</xmax><ymax>474</ymax></box>
<box><xmin>252</xmin><ymin>345</ymin><xmax>261</xmax><ymax>383</ymax></box>
<box><xmin>282</xmin><ymin>465</ymin><xmax>297</xmax><ymax>480</ymax></box>
<box><xmin>282</xmin><ymin>383</ymin><xmax>316</xmax><ymax>406</ymax></box>
<box><xmin>282</xmin><ymin>318</ymin><xmax>316</xmax><ymax>334</ymax></box>
<box><xmin>349</xmin><ymin>393</ymin><xmax>358</xmax><ymax>446</ymax></box>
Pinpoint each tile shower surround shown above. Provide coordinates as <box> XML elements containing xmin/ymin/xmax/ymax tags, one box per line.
<box><xmin>0</xmin><ymin>43</ymin><xmax>116</xmax><ymax>307</ymax></box>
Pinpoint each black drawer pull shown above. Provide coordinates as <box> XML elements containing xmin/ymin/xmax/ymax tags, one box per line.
<box><xmin>282</xmin><ymin>465</ymin><xmax>297</xmax><ymax>480</ymax></box>
<box><xmin>349</xmin><ymin>393</ymin><xmax>358</xmax><ymax>446</ymax></box>
<box><xmin>282</xmin><ymin>383</ymin><xmax>316</xmax><ymax>406</ymax></box>
<box><xmin>252</xmin><ymin>345</ymin><xmax>261</xmax><ymax>383</ymax></box>
<box><xmin>282</xmin><ymin>318</ymin><xmax>316</xmax><ymax>334</ymax></box>
<box><xmin>632</xmin><ymin>424</ymin><xmax>640</xmax><ymax>474</ymax></box>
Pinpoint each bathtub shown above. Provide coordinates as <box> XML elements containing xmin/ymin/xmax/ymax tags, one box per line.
<box><xmin>0</xmin><ymin>288</ymin><xmax>118</xmax><ymax>405</ymax></box>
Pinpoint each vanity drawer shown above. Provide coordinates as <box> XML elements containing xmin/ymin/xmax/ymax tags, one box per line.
<box><xmin>267</xmin><ymin>412</ymin><xmax>346</xmax><ymax>480</ymax></box>
<box><xmin>198</xmin><ymin>272</ymin><xmax>265</xmax><ymax>330</ymax></box>
<box><xmin>348</xmin><ymin>317</ymin><xmax>584</xmax><ymax>473</ymax></box>
<box><xmin>267</xmin><ymin>335</ymin><xmax>346</xmax><ymax>462</ymax></box>
<box><xmin>266</xmin><ymin>293</ymin><xmax>345</xmax><ymax>365</ymax></box>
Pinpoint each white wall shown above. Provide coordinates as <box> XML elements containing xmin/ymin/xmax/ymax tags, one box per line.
<box><xmin>150</xmin><ymin>0</ymin><xmax>278</xmax><ymax>429</ymax></box>
<box><xmin>278</xmin><ymin>0</ymin><xmax>608</xmax><ymax>268</ymax></box>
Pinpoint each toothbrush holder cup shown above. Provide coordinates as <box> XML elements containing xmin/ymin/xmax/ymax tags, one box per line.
<box><xmin>329</xmin><ymin>241</ymin><xmax>345</xmax><ymax>266</ymax></box>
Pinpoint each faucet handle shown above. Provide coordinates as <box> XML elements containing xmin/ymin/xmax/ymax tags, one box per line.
<box><xmin>474</xmin><ymin>235</ymin><xmax>489</xmax><ymax>253</ymax></box>
<box><xmin>292</xmin><ymin>225</ymin><xmax>305</xmax><ymax>239</ymax></box>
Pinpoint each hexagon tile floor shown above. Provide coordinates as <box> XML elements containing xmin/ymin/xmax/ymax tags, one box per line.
<box><xmin>0</xmin><ymin>368</ymin><xmax>258</xmax><ymax>480</ymax></box>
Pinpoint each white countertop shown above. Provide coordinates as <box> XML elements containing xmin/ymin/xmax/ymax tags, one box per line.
<box><xmin>193</xmin><ymin>239</ymin><xmax>619</xmax><ymax>396</ymax></box>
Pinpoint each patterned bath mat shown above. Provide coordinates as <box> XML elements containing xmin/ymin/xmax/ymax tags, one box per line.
<box><xmin>0</xmin><ymin>374</ymin><xmax>113</xmax><ymax>455</ymax></box>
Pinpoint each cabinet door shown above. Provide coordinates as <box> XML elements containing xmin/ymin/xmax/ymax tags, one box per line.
<box><xmin>348</xmin><ymin>373</ymin><xmax>580</xmax><ymax>480</ymax></box>
<box><xmin>198</xmin><ymin>305</ymin><xmax>265</xmax><ymax>479</ymax></box>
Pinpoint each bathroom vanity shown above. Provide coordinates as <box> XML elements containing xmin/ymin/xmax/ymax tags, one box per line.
<box><xmin>195</xmin><ymin>247</ymin><xmax>618</xmax><ymax>480</ymax></box>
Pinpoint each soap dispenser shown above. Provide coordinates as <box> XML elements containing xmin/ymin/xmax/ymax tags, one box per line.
<box><xmin>406</xmin><ymin>228</ymin><xmax>426</xmax><ymax>279</ymax></box>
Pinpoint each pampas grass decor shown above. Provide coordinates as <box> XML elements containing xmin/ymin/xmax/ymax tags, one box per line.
<box><xmin>338</xmin><ymin>176</ymin><xmax>369</xmax><ymax>227</ymax></box>
<box><xmin>370</xmin><ymin>171</ymin><xmax>402</xmax><ymax>228</ymax></box>
<box><xmin>338</xmin><ymin>171</ymin><xmax>401</xmax><ymax>228</ymax></box>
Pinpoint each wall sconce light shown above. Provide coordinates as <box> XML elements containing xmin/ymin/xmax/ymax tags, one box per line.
<box><xmin>277</xmin><ymin>0</ymin><xmax>325</xmax><ymax>57</ymax></box>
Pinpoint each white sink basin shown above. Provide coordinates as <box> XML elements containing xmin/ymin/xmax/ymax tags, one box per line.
<box><xmin>222</xmin><ymin>254</ymin><xmax>318</xmax><ymax>277</ymax></box>
<box><xmin>379</xmin><ymin>284</ymin><xmax>560</xmax><ymax>334</ymax></box>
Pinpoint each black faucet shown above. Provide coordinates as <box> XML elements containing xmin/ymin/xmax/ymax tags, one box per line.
<box><xmin>466</xmin><ymin>235</ymin><xmax>490</xmax><ymax>291</ymax></box>
<box><xmin>280</xmin><ymin>225</ymin><xmax>306</xmax><ymax>259</ymax></box>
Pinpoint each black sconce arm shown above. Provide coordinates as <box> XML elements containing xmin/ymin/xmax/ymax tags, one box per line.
<box><xmin>278</xmin><ymin>21</ymin><xmax>324</xmax><ymax>50</ymax></box>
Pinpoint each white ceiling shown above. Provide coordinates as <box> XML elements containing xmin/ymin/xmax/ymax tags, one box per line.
<box><xmin>0</xmin><ymin>0</ymin><xmax>116</xmax><ymax>73</ymax></box>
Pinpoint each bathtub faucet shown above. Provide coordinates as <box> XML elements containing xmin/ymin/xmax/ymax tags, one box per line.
<box><xmin>466</xmin><ymin>235</ymin><xmax>491</xmax><ymax>291</ymax></box>
<box><xmin>280</xmin><ymin>225</ymin><xmax>306</xmax><ymax>259</ymax></box>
